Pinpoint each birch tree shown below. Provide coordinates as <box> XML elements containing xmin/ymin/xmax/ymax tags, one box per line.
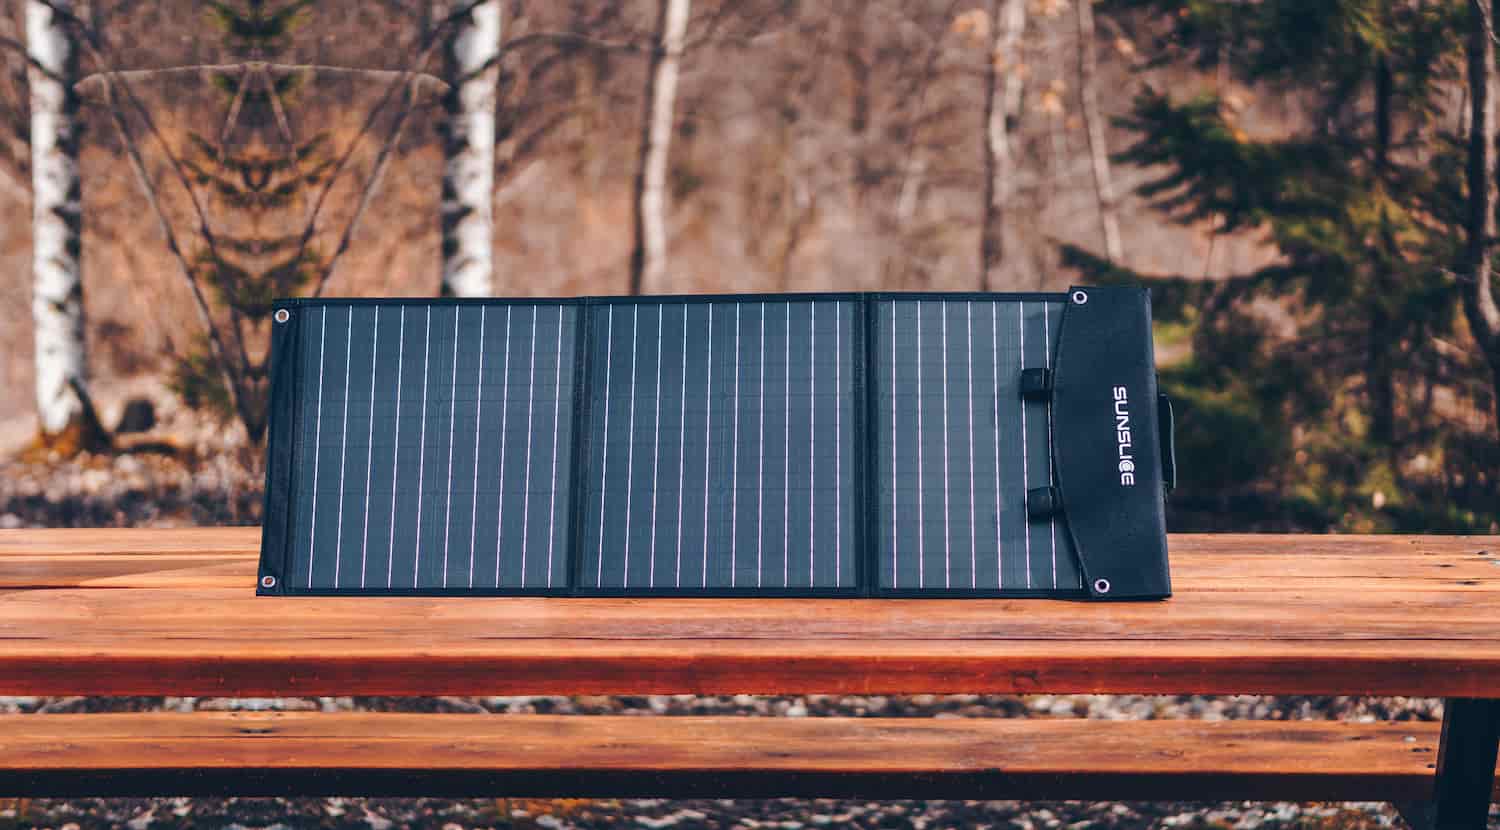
<box><xmin>440</xmin><ymin>0</ymin><xmax>500</xmax><ymax>297</ymax></box>
<box><xmin>979</xmin><ymin>0</ymin><xmax>1025</xmax><ymax>289</ymax></box>
<box><xmin>628</xmin><ymin>0</ymin><xmax>690</xmax><ymax>296</ymax></box>
<box><xmin>1462</xmin><ymin>0</ymin><xmax>1500</xmax><ymax>433</ymax></box>
<box><xmin>1075</xmin><ymin>0</ymin><xmax>1122</xmax><ymax>263</ymax></box>
<box><xmin>27</xmin><ymin>0</ymin><xmax>104</xmax><ymax>451</ymax></box>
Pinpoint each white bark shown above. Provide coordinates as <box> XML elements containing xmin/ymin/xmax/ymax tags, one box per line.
<box><xmin>981</xmin><ymin>0</ymin><xmax>1026</xmax><ymax>287</ymax></box>
<box><xmin>441</xmin><ymin>0</ymin><xmax>500</xmax><ymax>297</ymax></box>
<box><xmin>27</xmin><ymin>0</ymin><xmax>87</xmax><ymax>435</ymax></box>
<box><xmin>1463</xmin><ymin>0</ymin><xmax>1500</xmax><ymax>433</ymax></box>
<box><xmin>1076</xmin><ymin>0</ymin><xmax>1124</xmax><ymax>263</ymax></box>
<box><xmin>630</xmin><ymin>0</ymin><xmax>691</xmax><ymax>296</ymax></box>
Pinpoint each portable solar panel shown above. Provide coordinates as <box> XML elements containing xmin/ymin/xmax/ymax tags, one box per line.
<box><xmin>258</xmin><ymin>287</ymin><xmax>1173</xmax><ymax>599</ymax></box>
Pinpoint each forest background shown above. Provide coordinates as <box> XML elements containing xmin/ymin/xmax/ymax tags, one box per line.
<box><xmin>2</xmin><ymin>0</ymin><xmax>1499</xmax><ymax>539</ymax></box>
<box><xmin>3</xmin><ymin>1</ymin><xmax>1500</xmax><ymax>827</ymax></box>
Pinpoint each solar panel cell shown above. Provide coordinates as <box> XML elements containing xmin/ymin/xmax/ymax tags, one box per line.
<box><xmin>578</xmin><ymin>299</ymin><xmax>856</xmax><ymax>593</ymax></box>
<box><xmin>281</xmin><ymin>302</ymin><xmax>578</xmax><ymax>593</ymax></box>
<box><xmin>874</xmin><ymin>298</ymin><xmax>1082</xmax><ymax>594</ymax></box>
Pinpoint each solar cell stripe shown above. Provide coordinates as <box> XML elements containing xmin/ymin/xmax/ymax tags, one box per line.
<box><xmin>966</xmin><ymin>302</ymin><xmax>976</xmax><ymax>589</ymax></box>
<box><xmin>810</xmin><ymin>303</ymin><xmax>816</xmax><ymax>585</ymax></box>
<box><xmin>595</xmin><ymin>306</ymin><xmax>612</xmax><ymax>587</ymax></box>
<box><xmin>333</xmin><ymin>306</ymin><xmax>353</xmax><ymax>589</ymax></box>
<box><xmin>495</xmin><ymin>306</ymin><xmax>512</xmax><ymax>587</ymax></box>
<box><xmin>466</xmin><ymin>307</ymin><xmax>486</xmax><ymax>588</ymax></box>
<box><xmin>675</xmin><ymin>304</ymin><xmax>688</xmax><ymax>588</ymax></box>
<box><xmin>1044</xmin><ymin>302</ymin><xmax>1056</xmax><ymax>588</ymax></box>
<box><xmin>440</xmin><ymin>309</ymin><xmax>460</xmax><ymax>586</ymax></box>
<box><xmin>890</xmin><ymin>302</ymin><xmax>897</xmax><ymax>588</ymax></box>
<box><xmin>547</xmin><ymin>306</ymin><xmax>564</xmax><ymax>587</ymax></box>
<box><xmin>783</xmin><ymin>302</ymin><xmax>791</xmax><ymax>588</ymax></box>
<box><xmin>623</xmin><ymin>306</ymin><xmax>637</xmax><ymax>587</ymax></box>
<box><xmin>412</xmin><ymin>307</ymin><xmax>430</xmax><ymax>587</ymax></box>
<box><xmin>941</xmin><ymin>302</ymin><xmax>951</xmax><ymax>589</ymax></box>
<box><xmin>757</xmin><ymin>302</ymin><xmax>765</xmax><ymax>588</ymax></box>
<box><xmin>731</xmin><ymin>303</ymin><xmax>739</xmax><ymax>588</ymax></box>
<box><xmin>359</xmin><ymin>307</ymin><xmax>379</xmax><ymax>588</ymax></box>
<box><xmin>991</xmin><ymin>302</ymin><xmax>1002</xmax><ymax>589</ymax></box>
<box><xmin>649</xmin><ymin>304</ymin><xmax>663</xmax><ymax>588</ymax></box>
<box><xmin>916</xmin><ymin>302</ymin><xmax>925</xmax><ymax>589</ymax></box>
<box><xmin>306</xmin><ymin>307</ymin><xmax>326</xmax><ymax>589</ymax></box>
<box><xmin>520</xmin><ymin>306</ymin><xmax>538</xmax><ymax>586</ymax></box>
<box><xmin>1019</xmin><ymin>301</ymin><xmax>1030</xmax><ymax>588</ymax></box>
<box><xmin>701</xmin><ymin>303</ymin><xmax>712</xmax><ymax>588</ymax></box>
<box><xmin>386</xmin><ymin>307</ymin><xmax>404</xmax><ymax>589</ymax></box>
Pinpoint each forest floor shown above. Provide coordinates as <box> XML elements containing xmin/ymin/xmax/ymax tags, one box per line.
<box><xmin>1</xmin><ymin>383</ymin><xmax>1496</xmax><ymax>829</ymax></box>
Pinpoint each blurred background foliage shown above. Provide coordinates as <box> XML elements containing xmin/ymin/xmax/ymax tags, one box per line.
<box><xmin>0</xmin><ymin>0</ymin><xmax>1496</xmax><ymax>535</ymax></box>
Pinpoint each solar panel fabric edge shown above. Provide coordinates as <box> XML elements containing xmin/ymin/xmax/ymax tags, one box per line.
<box><xmin>258</xmin><ymin>291</ymin><xmax>1107</xmax><ymax>598</ymax></box>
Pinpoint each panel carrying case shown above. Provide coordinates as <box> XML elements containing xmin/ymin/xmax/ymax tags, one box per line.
<box><xmin>257</xmin><ymin>285</ymin><xmax>1174</xmax><ymax>599</ymax></box>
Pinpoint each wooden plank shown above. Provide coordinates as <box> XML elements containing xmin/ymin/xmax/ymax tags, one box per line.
<box><xmin>4</xmin><ymin>530</ymin><xmax>1497</xmax><ymax>590</ymax></box>
<box><xmin>0</xmin><ymin>713</ymin><xmax>1465</xmax><ymax>801</ymax></box>
<box><xmin>1</xmin><ymin>530</ymin><xmax>1498</xmax><ymax>696</ymax></box>
<box><xmin>0</xmin><ymin>527</ymin><xmax>260</xmax><ymax>557</ymax></box>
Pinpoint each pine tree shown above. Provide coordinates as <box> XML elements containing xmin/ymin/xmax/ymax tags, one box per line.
<box><xmin>1071</xmin><ymin>0</ymin><xmax>1492</xmax><ymax>529</ymax></box>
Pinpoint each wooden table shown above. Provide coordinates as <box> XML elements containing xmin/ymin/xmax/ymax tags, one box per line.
<box><xmin>1</xmin><ymin>529</ymin><xmax>1497</xmax><ymax>828</ymax></box>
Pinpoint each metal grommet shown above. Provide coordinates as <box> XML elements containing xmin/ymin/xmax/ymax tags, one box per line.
<box><xmin>274</xmin><ymin>308</ymin><xmax>290</xmax><ymax>324</ymax></box>
<box><xmin>1071</xmin><ymin>290</ymin><xmax>1089</xmax><ymax>305</ymax></box>
<box><xmin>1093</xmin><ymin>578</ymin><xmax>1111</xmax><ymax>594</ymax></box>
<box><xmin>261</xmin><ymin>575</ymin><xmax>277</xmax><ymax>589</ymax></box>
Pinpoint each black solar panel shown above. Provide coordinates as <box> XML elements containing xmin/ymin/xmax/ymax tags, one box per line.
<box><xmin>259</xmin><ymin>289</ymin><xmax>1172</xmax><ymax>599</ymax></box>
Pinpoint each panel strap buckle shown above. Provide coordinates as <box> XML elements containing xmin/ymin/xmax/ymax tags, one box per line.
<box><xmin>1020</xmin><ymin>367</ymin><xmax>1053</xmax><ymax>401</ymax></box>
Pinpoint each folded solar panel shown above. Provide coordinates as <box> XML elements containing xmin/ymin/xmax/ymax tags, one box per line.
<box><xmin>258</xmin><ymin>287</ymin><xmax>1173</xmax><ymax>599</ymax></box>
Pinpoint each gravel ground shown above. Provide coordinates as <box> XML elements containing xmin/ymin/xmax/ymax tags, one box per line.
<box><xmin>1</xmin><ymin>409</ymin><xmax>1495</xmax><ymax>830</ymax></box>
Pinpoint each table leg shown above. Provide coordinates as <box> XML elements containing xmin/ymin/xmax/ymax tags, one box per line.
<box><xmin>1432</xmin><ymin>697</ymin><xmax>1500</xmax><ymax>830</ymax></box>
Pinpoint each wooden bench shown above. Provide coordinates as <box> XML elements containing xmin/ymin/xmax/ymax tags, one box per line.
<box><xmin>1</xmin><ymin>530</ymin><xmax>1497</xmax><ymax>828</ymax></box>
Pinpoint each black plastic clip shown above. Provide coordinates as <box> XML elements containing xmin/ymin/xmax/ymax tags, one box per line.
<box><xmin>1020</xmin><ymin>367</ymin><xmax>1053</xmax><ymax>401</ymax></box>
<box><xmin>1026</xmin><ymin>486</ymin><xmax>1061</xmax><ymax>521</ymax></box>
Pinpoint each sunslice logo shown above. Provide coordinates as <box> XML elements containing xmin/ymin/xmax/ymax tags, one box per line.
<box><xmin>1112</xmin><ymin>386</ymin><xmax>1136</xmax><ymax>486</ymax></box>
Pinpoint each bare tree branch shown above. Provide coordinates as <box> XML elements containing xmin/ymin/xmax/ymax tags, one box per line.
<box><xmin>312</xmin><ymin>76</ymin><xmax>430</xmax><ymax>295</ymax></box>
<box><xmin>90</xmin><ymin>73</ymin><xmax>246</xmax><ymax>424</ymax></box>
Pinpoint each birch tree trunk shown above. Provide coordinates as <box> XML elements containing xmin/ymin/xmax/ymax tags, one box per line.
<box><xmin>980</xmin><ymin>0</ymin><xmax>1026</xmax><ymax>290</ymax></box>
<box><xmin>440</xmin><ymin>0</ymin><xmax>500</xmax><ymax>297</ymax></box>
<box><xmin>28</xmin><ymin>0</ymin><xmax>103</xmax><ymax>451</ymax></box>
<box><xmin>1462</xmin><ymin>0</ymin><xmax>1500</xmax><ymax>434</ymax></box>
<box><xmin>628</xmin><ymin>0</ymin><xmax>691</xmax><ymax>296</ymax></box>
<box><xmin>1075</xmin><ymin>0</ymin><xmax>1123</xmax><ymax>264</ymax></box>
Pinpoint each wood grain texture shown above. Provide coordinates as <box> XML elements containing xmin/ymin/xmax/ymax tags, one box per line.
<box><xmin>1</xmin><ymin>529</ymin><xmax>1498</xmax><ymax>696</ymax></box>
<box><xmin>0</xmin><ymin>712</ymin><xmax>1470</xmax><ymax>800</ymax></box>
